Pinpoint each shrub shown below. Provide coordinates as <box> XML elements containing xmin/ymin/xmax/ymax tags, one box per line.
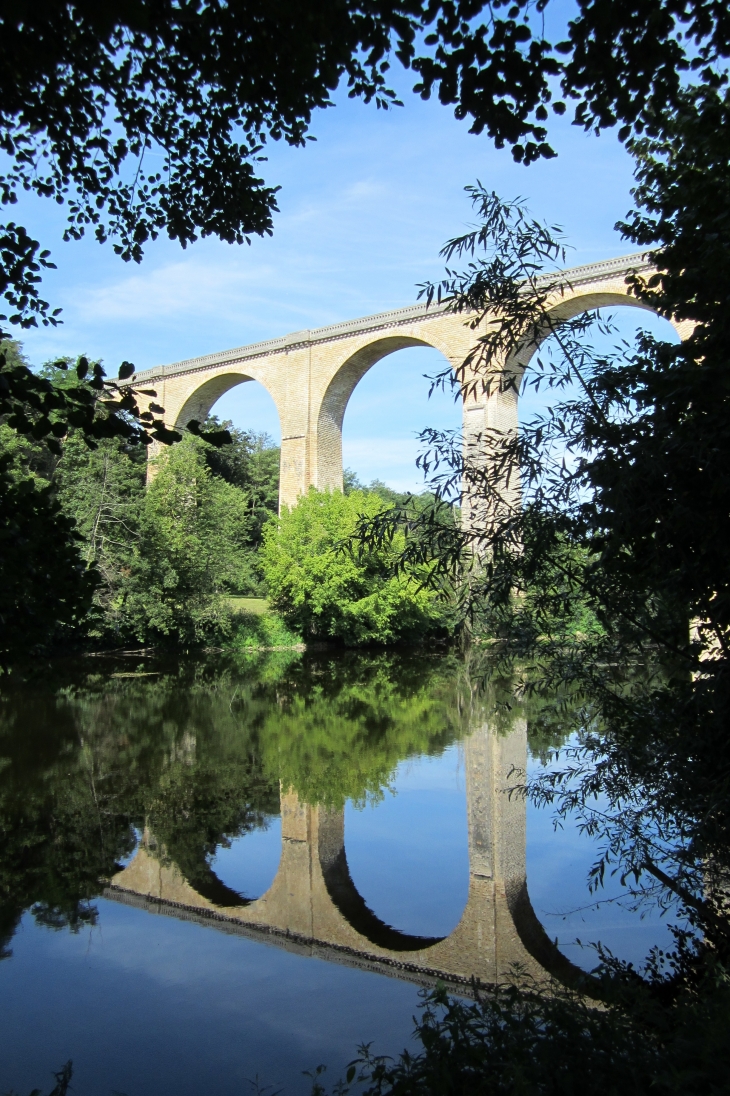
<box><xmin>261</xmin><ymin>488</ymin><xmax>448</xmax><ymax>646</ymax></box>
<box><xmin>227</xmin><ymin>610</ymin><xmax>303</xmax><ymax>650</ymax></box>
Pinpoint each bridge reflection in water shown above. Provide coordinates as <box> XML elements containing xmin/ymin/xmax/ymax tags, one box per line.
<box><xmin>106</xmin><ymin>721</ymin><xmax>579</xmax><ymax>994</ymax></box>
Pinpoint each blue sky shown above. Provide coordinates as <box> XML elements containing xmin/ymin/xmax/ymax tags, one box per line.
<box><xmin>12</xmin><ymin>71</ymin><xmax>670</xmax><ymax>490</ymax></box>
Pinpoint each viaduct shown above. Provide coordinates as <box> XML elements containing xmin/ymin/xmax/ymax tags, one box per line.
<box><xmin>108</xmin><ymin>254</ymin><xmax>690</xmax><ymax>987</ymax></box>
<box><xmin>133</xmin><ymin>252</ymin><xmax>688</xmax><ymax>512</ymax></box>
<box><xmin>106</xmin><ymin>719</ymin><xmax>586</xmax><ymax>995</ymax></box>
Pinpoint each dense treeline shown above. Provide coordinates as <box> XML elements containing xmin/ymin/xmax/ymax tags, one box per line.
<box><xmin>0</xmin><ymin>341</ymin><xmax>282</xmax><ymax>652</ymax></box>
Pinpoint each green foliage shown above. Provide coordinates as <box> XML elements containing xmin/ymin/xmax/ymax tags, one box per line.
<box><xmin>343</xmin><ymin>469</ymin><xmax>411</xmax><ymax>507</ymax></box>
<box><xmin>227</xmin><ymin>611</ymin><xmax>303</xmax><ymax>651</ymax></box>
<box><xmin>202</xmin><ymin>418</ymin><xmax>280</xmax><ymax>595</ymax></box>
<box><xmin>262</xmin><ymin>488</ymin><xmax>448</xmax><ymax>646</ymax></box>
<box><xmin>343</xmin><ymin>467</ymin><xmax>366</xmax><ymax>495</ymax></box>
<box><xmin>0</xmin><ymin>340</ymin><xmax>193</xmax><ymax>455</ymax></box>
<box><xmin>319</xmin><ymin>974</ymin><xmax>730</xmax><ymax>1096</ymax></box>
<box><xmin>203</xmin><ymin>419</ymin><xmax>279</xmax><ymax>530</ymax></box>
<box><xmin>54</xmin><ymin>432</ymin><xmax>146</xmax><ymax>621</ymax></box>
<box><xmin>0</xmin><ymin>402</ymin><xmax>276</xmax><ymax>654</ymax></box>
<box><xmin>0</xmin><ymin>343</ymin><xmax>59</xmax><ymax>479</ymax></box>
<box><xmin>0</xmin><ymin>344</ymin><xmax>241</xmax><ymax>660</ymax></box>
<box><xmin>0</xmin><ymin>444</ymin><xmax>94</xmax><ymax>665</ymax></box>
<box><xmin>117</xmin><ymin>436</ymin><xmax>254</xmax><ymax>645</ymax></box>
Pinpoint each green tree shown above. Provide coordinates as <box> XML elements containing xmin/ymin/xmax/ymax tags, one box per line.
<box><xmin>0</xmin><ymin>342</ymin><xmax>231</xmax><ymax>662</ymax></box>
<box><xmin>119</xmin><ymin>436</ymin><xmax>254</xmax><ymax>645</ymax></box>
<box><xmin>54</xmin><ymin>433</ymin><xmax>146</xmax><ymax>627</ymax></box>
<box><xmin>262</xmin><ymin>488</ymin><xmax>447</xmax><ymax>645</ymax></box>
<box><xmin>202</xmin><ymin>418</ymin><xmax>280</xmax><ymax>594</ymax></box>
<box><xmin>0</xmin><ymin>349</ymin><xmax>95</xmax><ymax>664</ymax></box>
<box><xmin>0</xmin><ymin>398</ymin><xmax>274</xmax><ymax>652</ymax></box>
<box><xmin>0</xmin><ymin>452</ymin><xmax>94</xmax><ymax>665</ymax></box>
<box><xmin>0</xmin><ymin>359</ymin><xmax>95</xmax><ymax>661</ymax></box>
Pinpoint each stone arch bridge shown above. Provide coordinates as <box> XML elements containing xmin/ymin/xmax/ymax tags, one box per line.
<box><xmin>133</xmin><ymin>252</ymin><xmax>684</xmax><ymax>511</ymax></box>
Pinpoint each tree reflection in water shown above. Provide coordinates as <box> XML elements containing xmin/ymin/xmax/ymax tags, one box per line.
<box><xmin>0</xmin><ymin>650</ymin><xmax>478</xmax><ymax>962</ymax></box>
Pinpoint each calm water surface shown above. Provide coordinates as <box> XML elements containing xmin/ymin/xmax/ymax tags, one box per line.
<box><xmin>0</xmin><ymin>650</ymin><xmax>672</xmax><ymax>1095</ymax></box>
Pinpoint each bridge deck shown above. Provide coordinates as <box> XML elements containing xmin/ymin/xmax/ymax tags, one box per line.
<box><xmin>134</xmin><ymin>252</ymin><xmax>649</xmax><ymax>384</ymax></box>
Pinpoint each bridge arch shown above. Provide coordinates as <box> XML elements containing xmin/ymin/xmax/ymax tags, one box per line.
<box><xmin>506</xmin><ymin>286</ymin><xmax>681</xmax><ymax>378</ymax></box>
<box><xmin>316</xmin><ymin>335</ymin><xmax>458</xmax><ymax>493</ymax></box>
<box><xmin>171</xmin><ymin>370</ymin><xmax>283</xmax><ymax>435</ymax></box>
<box><xmin>132</xmin><ymin>253</ymin><xmax>665</xmax><ymax>510</ymax></box>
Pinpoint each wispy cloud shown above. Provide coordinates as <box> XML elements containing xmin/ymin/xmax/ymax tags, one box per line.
<box><xmin>78</xmin><ymin>258</ymin><xmax>270</xmax><ymax>322</ymax></box>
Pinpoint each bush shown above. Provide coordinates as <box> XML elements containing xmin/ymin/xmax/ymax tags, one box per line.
<box><xmin>261</xmin><ymin>488</ymin><xmax>448</xmax><ymax>646</ymax></box>
<box><xmin>318</xmin><ymin>974</ymin><xmax>730</xmax><ymax>1096</ymax></box>
<box><xmin>227</xmin><ymin>610</ymin><xmax>303</xmax><ymax>650</ymax></box>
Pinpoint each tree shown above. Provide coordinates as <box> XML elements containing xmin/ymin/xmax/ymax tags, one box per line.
<box><xmin>262</xmin><ymin>488</ymin><xmax>448</xmax><ymax>645</ymax></box>
<box><xmin>0</xmin><ymin>449</ymin><xmax>95</xmax><ymax>666</ymax></box>
<box><xmin>0</xmin><ymin>401</ymin><xmax>275</xmax><ymax>652</ymax></box>
<box><xmin>54</xmin><ymin>433</ymin><xmax>146</xmax><ymax>624</ymax></box>
<box><xmin>202</xmin><ymin>418</ymin><xmax>280</xmax><ymax>592</ymax></box>
<box><xmin>0</xmin><ymin>340</ymin><xmax>233</xmax><ymax>661</ymax></box>
<box><xmin>3</xmin><ymin>0</ymin><xmax>728</xmax><ymax>341</ymax></box>
<box><xmin>0</xmin><ymin>348</ymin><xmax>96</xmax><ymax>664</ymax></box>
<box><xmin>118</xmin><ymin>436</ymin><xmax>255</xmax><ymax>644</ymax></box>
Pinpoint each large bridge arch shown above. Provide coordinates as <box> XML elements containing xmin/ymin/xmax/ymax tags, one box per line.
<box><xmin>315</xmin><ymin>335</ymin><xmax>457</xmax><ymax>495</ymax></box>
<box><xmin>505</xmin><ymin>285</ymin><xmax>684</xmax><ymax>380</ymax></box>
<box><xmin>170</xmin><ymin>370</ymin><xmax>283</xmax><ymax>435</ymax></box>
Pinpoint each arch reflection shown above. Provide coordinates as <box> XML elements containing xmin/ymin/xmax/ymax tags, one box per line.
<box><xmin>108</xmin><ymin>713</ymin><xmax>584</xmax><ymax>993</ymax></box>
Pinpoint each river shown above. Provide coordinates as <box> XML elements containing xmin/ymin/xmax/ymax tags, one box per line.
<box><xmin>0</xmin><ymin>649</ymin><xmax>673</xmax><ymax>1095</ymax></box>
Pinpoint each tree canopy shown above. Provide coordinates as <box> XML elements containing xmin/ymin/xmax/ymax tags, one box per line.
<box><xmin>2</xmin><ymin>0</ymin><xmax>729</xmax><ymax>340</ymax></box>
